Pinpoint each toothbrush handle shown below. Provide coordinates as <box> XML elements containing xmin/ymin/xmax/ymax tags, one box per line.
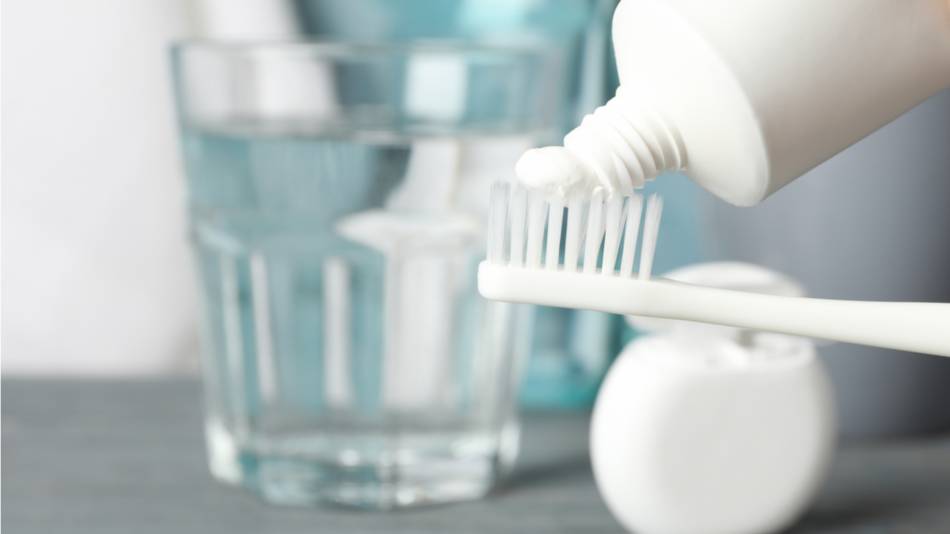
<box><xmin>477</xmin><ymin>263</ymin><xmax>950</xmax><ymax>357</ymax></box>
<box><xmin>648</xmin><ymin>283</ymin><xmax>950</xmax><ymax>357</ymax></box>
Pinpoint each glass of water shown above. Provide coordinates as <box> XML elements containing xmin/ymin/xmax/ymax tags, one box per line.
<box><xmin>170</xmin><ymin>41</ymin><xmax>562</xmax><ymax>508</ymax></box>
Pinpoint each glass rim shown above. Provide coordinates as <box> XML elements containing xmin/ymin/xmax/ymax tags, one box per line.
<box><xmin>171</xmin><ymin>38</ymin><xmax>560</xmax><ymax>60</ymax></box>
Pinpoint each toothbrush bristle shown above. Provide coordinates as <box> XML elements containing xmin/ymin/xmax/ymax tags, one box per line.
<box><xmin>525</xmin><ymin>192</ymin><xmax>546</xmax><ymax>269</ymax></box>
<box><xmin>563</xmin><ymin>197</ymin><xmax>585</xmax><ymax>272</ymax></box>
<box><xmin>638</xmin><ymin>194</ymin><xmax>663</xmax><ymax>280</ymax></box>
<box><xmin>486</xmin><ymin>182</ymin><xmax>661</xmax><ymax>279</ymax></box>
<box><xmin>601</xmin><ymin>195</ymin><xmax>624</xmax><ymax>275</ymax></box>
<box><xmin>544</xmin><ymin>198</ymin><xmax>565</xmax><ymax>270</ymax></box>
<box><xmin>487</xmin><ymin>182</ymin><xmax>510</xmax><ymax>264</ymax></box>
<box><xmin>582</xmin><ymin>189</ymin><xmax>606</xmax><ymax>274</ymax></box>
<box><xmin>508</xmin><ymin>185</ymin><xmax>527</xmax><ymax>267</ymax></box>
<box><xmin>618</xmin><ymin>195</ymin><xmax>642</xmax><ymax>278</ymax></box>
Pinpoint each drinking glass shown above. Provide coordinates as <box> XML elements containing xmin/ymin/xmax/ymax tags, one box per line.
<box><xmin>171</xmin><ymin>41</ymin><xmax>562</xmax><ymax>508</ymax></box>
<box><xmin>274</xmin><ymin>0</ymin><xmax>621</xmax><ymax>410</ymax></box>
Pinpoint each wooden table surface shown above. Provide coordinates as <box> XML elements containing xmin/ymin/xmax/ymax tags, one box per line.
<box><xmin>4</xmin><ymin>379</ymin><xmax>950</xmax><ymax>533</ymax></box>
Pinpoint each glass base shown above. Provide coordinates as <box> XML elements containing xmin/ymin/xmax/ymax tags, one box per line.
<box><xmin>204</xmin><ymin>419</ymin><xmax>520</xmax><ymax>509</ymax></box>
<box><xmin>253</xmin><ymin>455</ymin><xmax>500</xmax><ymax>508</ymax></box>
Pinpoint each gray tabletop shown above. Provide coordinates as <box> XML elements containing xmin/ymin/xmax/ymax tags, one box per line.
<box><xmin>4</xmin><ymin>379</ymin><xmax>950</xmax><ymax>533</ymax></box>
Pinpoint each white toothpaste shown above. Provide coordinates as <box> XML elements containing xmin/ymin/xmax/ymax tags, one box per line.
<box><xmin>515</xmin><ymin>146</ymin><xmax>602</xmax><ymax>199</ymax></box>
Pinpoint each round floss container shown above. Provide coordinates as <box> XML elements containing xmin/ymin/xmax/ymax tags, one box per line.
<box><xmin>591</xmin><ymin>263</ymin><xmax>836</xmax><ymax>534</ymax></box>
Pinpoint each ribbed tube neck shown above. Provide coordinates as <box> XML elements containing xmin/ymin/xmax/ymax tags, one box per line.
<box><xmin>563</xmin><ymin>87</ymin><xmax>686</xmax><ymax>194</ymax></box>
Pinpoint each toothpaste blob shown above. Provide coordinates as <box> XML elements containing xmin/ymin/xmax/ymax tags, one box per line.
<box><xmin>515</xmin><ymin>146</ymin><xmax>602</xmax><ymax>198</ymax></box>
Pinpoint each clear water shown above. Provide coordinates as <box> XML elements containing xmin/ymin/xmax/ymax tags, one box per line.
<box><xmin>182</xmin><ymin>121</ymin><xmax>531</xmax><ymax>506</ymax></box>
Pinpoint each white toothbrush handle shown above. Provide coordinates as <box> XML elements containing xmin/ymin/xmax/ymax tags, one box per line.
<box><xmin>477</xmin><ymin>263</ymin><xmax>950</xmax><ymax>357</ymax></box>
<box><xmin>643</xmin><ymin>282</ymin><xmax>950</xmax><ymax>357</ymax></box>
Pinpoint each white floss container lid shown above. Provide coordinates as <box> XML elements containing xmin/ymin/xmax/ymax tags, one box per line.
<box><xmin>591</xmin><ymin>262</ymin><xmax>837</xmax><ymax>534</ymax></box>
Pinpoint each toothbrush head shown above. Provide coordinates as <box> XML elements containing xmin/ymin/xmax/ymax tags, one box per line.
<box><xmin>485</xmin><ymin>182</ymin><xmax>662</xmax><ymax>280</ymax></box>
<box><xmin>480</xmin><ymin>184</ymin><xmax>950</xmax><ymax>357</ymax></box>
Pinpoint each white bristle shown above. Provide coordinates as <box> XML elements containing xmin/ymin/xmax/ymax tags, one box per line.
<box><xmin>487</xmin><ymin>182</ymin><xmax>510</xmax><ymax>264</ymax></box>
<box><xmin>525</xmin><ymin>192</ymin><xmax>547</xmax><ymax>269</ymax></box>
<box><xmin>638</xmin><ymin>194</ymin><xmax>663</xmax><ymax>280</ymax></box>
<box><xmin>601</xmin><ymin>195</ymin><xmax>624</xmax><ymax>275</ymax></box>
<box><xmin>485</xmin><ymin>182</ymin><xmax>661</xmax><ymax>279</ymax></box>
<box><xmin>619</xmin><ymin>194</ymin><xmax>643</xmax><ymax>278</ymax></box>
<box><xmin>564</xmin><ymin>196</ymin><xmax>586</xmax><ymax>272</ymax></box>
<box><xmin>582</xmin><ymin>189</ymin><xmax>606</xmax><ymax>274</ymax></box>
<box><xmin>509</xmin><ymin>185</ymin><xmax>527</xmax><ymax>267</ymax></box>
<box><xmin>545</xmin><ymin>198</ymin><xmax>565</xmax><ymax>270</ymax></box>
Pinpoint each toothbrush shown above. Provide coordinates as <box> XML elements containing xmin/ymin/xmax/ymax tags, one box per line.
<box><xmin>478</xmin><ymin>183</ymin><xmax>950</xmax><ymax>357</ymax></box>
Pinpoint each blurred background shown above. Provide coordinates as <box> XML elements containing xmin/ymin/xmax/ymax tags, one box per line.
<box><xmin>4</xmin><ymin>0</ymin><xmax>950</xmax><ymax>440</ymax></box>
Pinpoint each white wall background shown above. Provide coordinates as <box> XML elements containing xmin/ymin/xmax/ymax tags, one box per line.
<box><xmin>2</xmin><ymin>1</ymin><xmax>202</xmax><ymax>375</ymax></box>
<box><xmin>2</xmin><ymin>0</ymin><xmax>315</xmax><ymax>375</ymax></box>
